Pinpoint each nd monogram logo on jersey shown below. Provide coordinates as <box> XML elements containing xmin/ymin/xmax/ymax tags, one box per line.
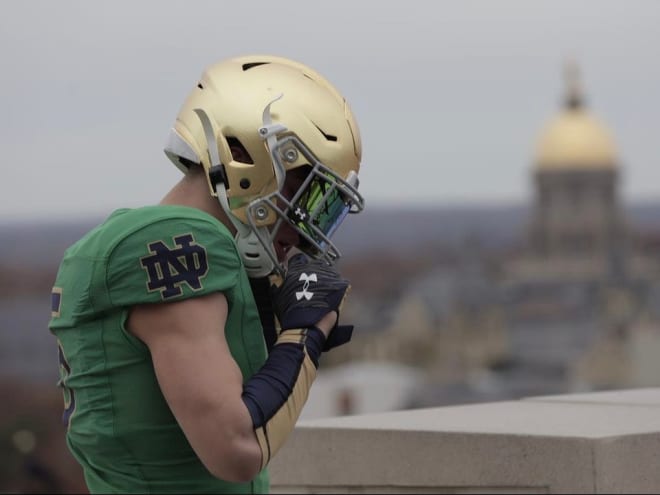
<box><xmin>140</xmin><ymin>233</ymin><xmax>209</xmax><ymax>300</ymax></box>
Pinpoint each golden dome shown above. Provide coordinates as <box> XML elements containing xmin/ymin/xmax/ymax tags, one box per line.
<box><xmin>535</xmin><ymin>63</ymin><xmax>618</xmax><ymax>170</ymax></box>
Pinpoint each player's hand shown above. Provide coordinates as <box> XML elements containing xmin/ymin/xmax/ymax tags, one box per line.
<box><xmin>270</xmin><ymin>253</ymin><xmax>353</xmax><ymax>350</ymax></box>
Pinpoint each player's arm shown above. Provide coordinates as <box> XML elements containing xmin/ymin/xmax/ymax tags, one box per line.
<box><xmin>128</xmin><ymin>292</ymin><xmax>264</xmax><ymax>482</ymax></box>
<box><xmin>127</xmin><ymin>255</ymin><xmax>347</xmax><ymax>482</ymax></box>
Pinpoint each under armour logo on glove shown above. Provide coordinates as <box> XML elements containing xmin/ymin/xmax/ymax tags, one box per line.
<box><xmin>271</xmin><ymin>253</ymin><xmax>350</xmax><ymax>332</ymax></box>
<box><xmin>296</xmin><ymin>273</ymin><xmax>318</xmax><ymax>301</ymax></box>
<box><xmin>271</xmin><ymin>253</ymin><xmax>354</xmax><ymax>351</ymax></box>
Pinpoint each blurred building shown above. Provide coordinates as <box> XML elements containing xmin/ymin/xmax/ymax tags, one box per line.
<box><xmin>320</xmin><ymin>63</ymin><xmax>660</xmax><ymax>415</ymax></box>
<box><xmin>506</xmin><ymin>62</ymin><xmax>659</xmax><ymax>287</ymax></box>
<box><xmin>514</xmin><ymin>62</ymin><xmax>627</xmax><ymax>284</ymax></box>
<box><xmin>503</xmin><ymin>63</ymin><xmax>660</xmax><ymax>394</ymax></box>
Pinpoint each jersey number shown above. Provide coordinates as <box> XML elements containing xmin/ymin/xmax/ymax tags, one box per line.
<box><xmin>57</xmin><ymin>342</ymin><xmax>76</xmax><ymax>428</ymax></box>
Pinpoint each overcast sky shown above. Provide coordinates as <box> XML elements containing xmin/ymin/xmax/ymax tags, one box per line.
<box><xmin>2</xmin><ymin>0</ymin><xmax>659</xmax><ymax>222</ymax></box>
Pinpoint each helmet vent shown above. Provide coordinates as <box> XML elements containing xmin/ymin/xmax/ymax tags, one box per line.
<box><xmin>313</xmin><ymin>123</ymin><xmax>337</xmax><ymax>142</ymax></box>
<box><xmin>242</xmin><ymin>62</ymin><xmax>270</xmax><ymax>71</ymax></box>
<box><xmin>226</xmin><ymin>136</ymin><xmax>254</xmax><ymax>164</ymax></box>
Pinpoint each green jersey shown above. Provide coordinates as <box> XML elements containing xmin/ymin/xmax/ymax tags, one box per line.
<box><xmin>49</xmin><ymin>205</ymin><xmax>269</xmax><ymax>494</ymax></box>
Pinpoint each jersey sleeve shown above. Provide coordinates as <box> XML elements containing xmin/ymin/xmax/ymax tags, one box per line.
<box><xmin>106</xmin><ymin>215</ymin><xmax>242</xmax><ymax>308</ymax></box>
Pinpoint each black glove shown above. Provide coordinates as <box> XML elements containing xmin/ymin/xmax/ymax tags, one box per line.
<box><xmin>270</xmin><ymin>253</ymin><xmax>353</xmax><ymax>351</ymax></box>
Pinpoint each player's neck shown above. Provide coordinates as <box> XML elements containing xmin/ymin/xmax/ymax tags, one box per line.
<box><xmin>160</xmin><ymin>170</ymin><xmax>236</xmax><ymax>234</ymax></box>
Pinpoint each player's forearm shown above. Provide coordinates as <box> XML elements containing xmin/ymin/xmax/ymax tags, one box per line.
<box><xmin>241</xmin><ymin>326</ymin><xmax>325</xmax><ymax>468</ymax></box>
<box><xmin>240</xmin><ymin>254</ymin><xmax>349</xmax><ymax>468</ymax></box>
<box><xmin>197</xmin><ymin>326</ymin><xmax>324</xmax><ymax>481</ymax></box>
<box><xmin>159</xmin><ymin>366</ymin><xmax>264</xmax><ymax>483</ymax></box>
<box><xmin>198</xmin><ymin>407</ymin><xmax>264</xmax><ymax>483</ymax></box>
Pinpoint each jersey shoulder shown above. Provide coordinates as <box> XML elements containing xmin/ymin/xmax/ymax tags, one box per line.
<box><xmin>50</xmin><ymin>206</ymin><xmax>243</xmax><ymax>324</ymax></box>
<box><xmin>105</xmin><ymin>205</ymin><xmax>242</xmax><ymax>307</ymax></box>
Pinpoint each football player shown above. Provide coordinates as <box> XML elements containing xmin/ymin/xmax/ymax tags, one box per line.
<box><xmin>49</xmin><ymin>55</ymin><xmax>364</xmax><ymax>494</ymax></box>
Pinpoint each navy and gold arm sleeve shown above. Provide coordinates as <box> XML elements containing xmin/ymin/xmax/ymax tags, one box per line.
<box><xmin>241</xmin><ymin>326</ymin><xmax>325</xmax><ymax>468</ymax></box>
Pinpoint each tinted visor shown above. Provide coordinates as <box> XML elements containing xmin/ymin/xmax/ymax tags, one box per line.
<box><xmin>290</xmin><ymin>168</ymin><xmax>355</xmax><ymax>255</ymax></box>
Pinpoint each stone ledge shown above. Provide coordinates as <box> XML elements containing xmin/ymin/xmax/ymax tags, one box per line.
<box><xmin>270</xmin><ymin>388</ymin><xmax>660</xmax><ymax>494</ymax></box>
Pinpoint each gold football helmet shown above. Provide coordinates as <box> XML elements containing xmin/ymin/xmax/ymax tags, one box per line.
<box><xmin>164</xmin><ymin>54</ymin><xmax>364</xmax><ymax>277</ymax></box>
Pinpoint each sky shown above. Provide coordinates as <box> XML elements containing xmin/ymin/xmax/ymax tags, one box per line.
<box><xmin>1</xmin><ymin>0</ymin><xmax>659</xmax><ymax>222</ymax></box>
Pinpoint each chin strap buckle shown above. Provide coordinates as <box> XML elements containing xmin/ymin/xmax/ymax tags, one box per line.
<box><xmin>235</xmin><ymin>229</ymin><xmax>276</xmax><ymax>278</ymax></box>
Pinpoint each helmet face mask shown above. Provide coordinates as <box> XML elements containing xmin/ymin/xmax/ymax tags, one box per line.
<box><xmin>246</xmin><ymin>133</ymin><xmax>364</xmax><ymax>271</ymax></box>
<box><xmin>164</xmin><ymin>55</ymin><xmax>364</xmax><ymax>277</ymax></box>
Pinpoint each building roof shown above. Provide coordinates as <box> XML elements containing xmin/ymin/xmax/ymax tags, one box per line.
<box><xmin>534</xmin><ymin>63</ymin><xmax>618</xmax><ymax>171</ymax></box>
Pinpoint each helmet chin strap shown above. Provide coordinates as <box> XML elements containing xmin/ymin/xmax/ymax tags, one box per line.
<box><xmin>216</xmin><ymin>185</ymin><xmax>276</xmax><ymax>278</ymax></box>
<box><xmin>193</xmin><ymin>107</ymin><xmax>277</xmax><ymax>278</ymax></box>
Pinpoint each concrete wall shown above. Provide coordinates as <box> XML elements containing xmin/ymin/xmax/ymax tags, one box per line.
<box><xmin>270</xmin><ymin>388</ymin><xmax>660</xmax><ymax>494</ymax></box>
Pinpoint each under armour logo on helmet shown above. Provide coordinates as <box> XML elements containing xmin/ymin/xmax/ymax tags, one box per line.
<box><xmin>296</xmin><ymin>272</ymin><xmax>318</xmax><ymax>301</ymax></box>
<box><xmin>293</xmin><ymin>207</ymin><xmax>307</xmax><ymax>222</ymax></box>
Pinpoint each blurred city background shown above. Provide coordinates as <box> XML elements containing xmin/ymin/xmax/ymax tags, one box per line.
<box><xmin>2</xmin><ymin>1</ymin><xmax>660</xmax><ymax>492</ymax></box>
